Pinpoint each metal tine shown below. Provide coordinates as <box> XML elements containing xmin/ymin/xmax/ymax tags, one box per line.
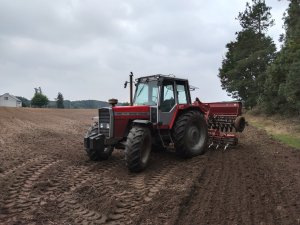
<box><xmin>223</xmin><ymin>143</ymin><xmax>229</xmax><ymax>151</ymax></box>
<box><xmin>215</xmin><ymin>144</ymin><xmax>219</xmax><ymax>150</ymax></box>
<box><xmin>208</xmin><ymin>142</ymin><xmax>214</xmax><ymax>149</ymax></box>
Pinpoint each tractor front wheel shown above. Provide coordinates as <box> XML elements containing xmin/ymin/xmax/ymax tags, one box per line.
<box><xmin>125</xmin><ymin>126</ymin><xmax>152</xmax><ymax>172</ymax></box>
<box><xmin>172</xmin><ymin>111</ymin><xmax>208</xmax><ymax>158</ymax></box>
<box><xmin>86</xmin><ymin>146</ymin><xmax>113</xmax><ymax>161</ymax></box>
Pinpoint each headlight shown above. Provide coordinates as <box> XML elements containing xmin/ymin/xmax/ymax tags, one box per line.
<box><xmin>100</xmin><ymin>123</ymin><xmax>109</xmax><ymax>129</ymax></box>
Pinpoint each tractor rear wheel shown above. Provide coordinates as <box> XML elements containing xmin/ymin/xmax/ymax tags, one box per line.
<box><xmin>85</xmin><ymin>125</ymin><xmax>113</xmax><ymax>161</ymax></box>
<box><xmin>125</xmin><ymin>126</ymin><xmax>152</xmax><ymax>172</ymax></box>
<box><xmin>172</xmin><ymin>110</ymin><xmax>208</xmax><ymax>158</ymax></box>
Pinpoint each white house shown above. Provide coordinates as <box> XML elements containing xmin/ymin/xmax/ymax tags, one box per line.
<box><xmin>0</xmin><ymin>93</ymin><xmax>22</xmax><ymax>107</ymax></box>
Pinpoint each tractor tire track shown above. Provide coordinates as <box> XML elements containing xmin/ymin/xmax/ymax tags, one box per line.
<box><xmin>33</xmin><ymin>163</ymin><xmax>92</xmax><ymax>206</ymax></box>
<box><xmin>0</xmin><ymin>159</ymin><xmax>61</xmax><ymax>223</ymax></box>
<box><xmin>175</xmin><ymin>153</ymin><xmax>223</xmax><ymax>225</ymax></box>
<box><xmin>143</xmin><ymin>163</ymin><xmax>177</xmax><ymax>202</ymax></box>
<box><xmin>0</xmin><ymin>156</ymin><xmax>47</xmax><ymax>179</ymax></box>
<box><xmin>105</xmin><ymin>162</ymin><xmax>178</xmax><ymax>225</ymax></box>
<box><xmin>0</xmin><ymin>159</ymin><xmax>116</xmax><ymax>224</ymax></box>
<box><xmin>53</xmin><ymin>160</ymin><xmax>121</xmax><ymax>225</ymax></box>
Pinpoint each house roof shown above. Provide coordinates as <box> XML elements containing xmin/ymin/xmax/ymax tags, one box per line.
<box><xmin>0</xmin><ymin>93</ymin><xmax>22</xmax><ymax>102</ymax></box>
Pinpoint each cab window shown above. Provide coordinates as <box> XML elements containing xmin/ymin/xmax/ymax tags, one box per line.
<box><xmin>177</xmin><ymin>84</ymin><xmax>188</xmax><ymax>104</ymax></box>
<box><xmin>161</xmin><ymin>82</ymin><xmax>175</xmax><ymax>112</ymax></box>
<box><xmin>134</xmin><ymin>81</ymin><xmax>158</xmax><ymax>106</ymax></box>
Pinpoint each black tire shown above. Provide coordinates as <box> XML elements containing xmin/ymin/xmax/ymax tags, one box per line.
<box><xmin>85</xmin><ymin>125</ymin><xmax>113</xmax><ymax>161</ymax></box>
<box><xmin>234</xmin><ymin>116</ymin><xmax>246</xmax><ymax>132</ymax></box>
<box><xmin>172</xmin><ymin>111</ymin><xmax>208</xmax><ymax>158</ymax></box>
<box><xmin>125</xmin><ymin>126</ymin><xmax>152</xmax><ymax>172</ymax></box>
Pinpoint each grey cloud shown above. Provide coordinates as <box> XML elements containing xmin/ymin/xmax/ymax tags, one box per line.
<box><xmin>0</xmin><ymin>0</ymin><xmax>288</xmax><ymax>102</ymax></box>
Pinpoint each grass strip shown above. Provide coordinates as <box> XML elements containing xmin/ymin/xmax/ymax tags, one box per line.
<box><xmin>271</xmin><ymin>134</ymin><xmax>300</xmax><ymax>150</ymax></box>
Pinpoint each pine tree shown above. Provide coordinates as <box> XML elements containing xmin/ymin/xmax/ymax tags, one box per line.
<box><xmin>263</xmin><ymin>0</ymin><xmax>300</xmax><ymax>115</ymax></box>
<box><xmin>282</xmin><ymin>0</ymin><xmax>300</xmax><ymax>114</ymax></box>
<box><xmin>238</xmin><ymin>0</ymin><xmax>274</xmax><ymax>34</ymax></box>
<box><xmin>56</xmin><ymin>92</ymin><xmax>64</xmax><ymax>109</ymax></box>
<box><xmin>219</xmin><ymin>0</ymin><xmax>276</xmax><ymax>109</ymax></box>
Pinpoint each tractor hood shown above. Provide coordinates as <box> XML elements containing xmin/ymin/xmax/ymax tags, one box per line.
<box><xmin>111</xmin><ymin>105</ymin><xmax>152</xmax><ymax>138</ymax></box>
<box><xmin>112</xmin><ymin>106</ymin><xmax>150</xmax><ymax>119</ymax></box>
<box><xmin>113</xmin><ymin>105</ymin><xmax>151</xmax><ymax>119</ymax></box>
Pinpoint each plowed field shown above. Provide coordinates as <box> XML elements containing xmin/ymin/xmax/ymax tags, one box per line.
<box><xmin>0</xmin><ymin>108</ymin><xmax>299</xmax><ymax>225</ymax></box>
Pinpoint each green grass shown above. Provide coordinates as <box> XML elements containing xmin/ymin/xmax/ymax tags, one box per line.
<box><xmin>271</xmin><ymin>134</ymin><xmax>300</xmax><ymax>150</ymax></box>
<box><xmin>248</xmin><ymin>119</ymin><xmax>300</xmax><ymax>150</ymax></box>
<box><xmin>249</xmin><ymin>121</ymin><xmax>265</xmax><ymax>129</ymax></box>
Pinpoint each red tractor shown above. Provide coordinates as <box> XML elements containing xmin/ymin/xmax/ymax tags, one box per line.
<box><xmin>84</xmin><ymin>74</ymin><xmax>245</xmax><ymax>172</ymax></box>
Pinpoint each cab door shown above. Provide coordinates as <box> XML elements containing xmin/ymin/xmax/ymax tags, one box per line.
<box><xmin>175</xmin><ymin>81</ymin><xmax>191</xmax><ymax>105</ymax></box>
<box><xmin>157</xmin><ymin>79</ymin><xmax>191</xmax><ymax>127</ymax></box>
<box><xmin>157</xmin><ymin>80</ymin><xmax>177</xmax><ymax>127</ymax></box>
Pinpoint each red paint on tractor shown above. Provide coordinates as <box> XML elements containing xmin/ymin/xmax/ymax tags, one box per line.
<box><xmin>113</xmin><ymin>105</ymin><xmax>150</xmax><ymax>138</ymax></box>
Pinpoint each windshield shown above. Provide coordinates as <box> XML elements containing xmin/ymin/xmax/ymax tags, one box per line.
<box><xmin>134</xmin><ymin>80</ymin><xmax>158</xmax><ymax>106</ymax></box>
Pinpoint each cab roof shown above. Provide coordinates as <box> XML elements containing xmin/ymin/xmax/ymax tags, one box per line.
<box><xmin>136</xmin><ymin>74</ymin><xmax>188</xmax><ymax>83</ymax></box>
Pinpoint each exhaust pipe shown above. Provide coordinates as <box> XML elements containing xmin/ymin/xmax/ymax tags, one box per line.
<box><xmin>124</xmin><ymin>72</ymin><xmax>134</xmax><ymax>106</ymax></box>
<box><xmin>130</xmin><ymin>72</ymin><xmax>133</xmax><ymax>106</ymax></box>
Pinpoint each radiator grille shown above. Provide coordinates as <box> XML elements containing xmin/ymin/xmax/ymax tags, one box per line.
<box><xmin>98</xmin><ymin>108</ymin><xmax>111</xmax><ymax>137</ymax></box>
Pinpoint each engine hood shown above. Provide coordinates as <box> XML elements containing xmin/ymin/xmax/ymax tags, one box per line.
<box><xmin>113</xmin><ymin>105</ymin><xmax>151</xmax><ymax>119</ymax></box>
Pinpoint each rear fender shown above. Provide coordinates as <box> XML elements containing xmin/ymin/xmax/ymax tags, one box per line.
<box><xmin>169</xmin><ymin>106</ymin><xmax>205</xmax><ymax>129</ymax></box>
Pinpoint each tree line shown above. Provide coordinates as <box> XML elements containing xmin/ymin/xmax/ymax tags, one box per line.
<box><xmin>219</xmin><ymin>0</ymin><xmax>300</xmax><ymax>115</ymax></box>
<box><xmin>16</xmin><ymin>88</ymin><xmax>110</xmax><ymax>109</ymax></box>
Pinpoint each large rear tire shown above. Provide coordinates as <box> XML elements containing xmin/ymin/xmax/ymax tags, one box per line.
<box><xmin>172</xmin><ymin>111</ymin><xmax>208</xmax><ymax>158</ymax></box>
<box><xmin>85</xmin><ymin>125</ymin><xmax>113</xmax><ymax>161</ymax></box>
<box><xmin>125</xmin><ymin>126</ymin><xmax>152</xmax><ymax>172</ymax></box>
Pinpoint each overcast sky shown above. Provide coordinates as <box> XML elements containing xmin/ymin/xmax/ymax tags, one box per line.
<box><xmin>0</xmin><ymin>0</ymin><xmax>289</xmax><ymax>103</ymax></box>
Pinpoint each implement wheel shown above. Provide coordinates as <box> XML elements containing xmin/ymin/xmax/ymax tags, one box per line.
<box><xmin>125</xmin><ymin>126</ymin><xmax>152</xmax><ymax>172</ymax></box>
<box><xmin>172</xmin><ymin>111</ymin><xmax>208</xmax><ymax>158</ymax></box>
<box><xmin>234</xmin><ymin>116</ymin><xmax>246</xmax><ymax>132</ymax></box>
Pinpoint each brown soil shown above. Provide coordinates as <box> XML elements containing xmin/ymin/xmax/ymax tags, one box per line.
<box><xmin>0</xmin><ymin>107</ymin><xmax>299</xmax><ymax>225</ymax></box>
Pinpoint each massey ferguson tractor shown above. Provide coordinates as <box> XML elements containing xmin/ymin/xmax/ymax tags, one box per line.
<box><xmin>84</xmin><ymin>73</ymin><xmax>246</xmax><ymax>172</ymax></box>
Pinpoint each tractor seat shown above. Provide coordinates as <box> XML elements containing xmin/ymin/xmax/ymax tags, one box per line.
<box><xmin>161</xmin><ymin>98</ymin><xmax>175</xmax><ymax>112</ymax></box>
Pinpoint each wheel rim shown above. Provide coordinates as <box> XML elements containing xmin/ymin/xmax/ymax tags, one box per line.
<box><xmin>141</xmin><ymin>134</ymin><xmax>151</xmax><ymax>164</ymax></box>
<box><xmin>186</xmin><ymin>125</ymin><xmax>202</xmax><ymax>149</ymax></box>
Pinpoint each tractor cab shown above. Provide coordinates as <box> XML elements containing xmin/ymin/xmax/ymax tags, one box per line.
<box><xmin>133</xmin><ymin>75</ymin><xmax>192</xmax><ymax>126</ymax></box>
